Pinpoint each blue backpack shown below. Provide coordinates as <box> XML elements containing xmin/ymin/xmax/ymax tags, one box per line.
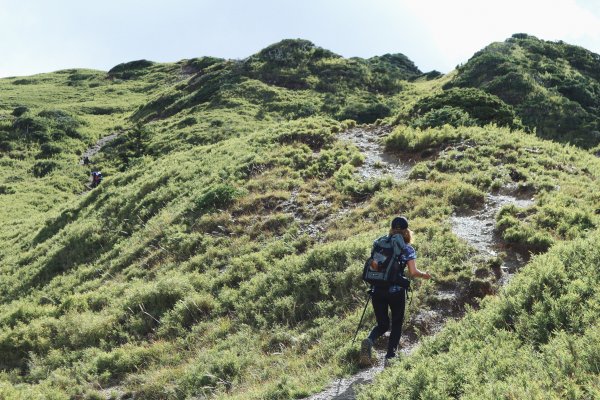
<box><xmin>362</xmin><ymin>235</ymin><xmax>410</xmax><ymax>288</ymax></box>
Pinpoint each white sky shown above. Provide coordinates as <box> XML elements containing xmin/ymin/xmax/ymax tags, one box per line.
<box><xmin>1</xmin><ymin>0</ymin><xmax>600</xmax><ymax>78</ymax></box>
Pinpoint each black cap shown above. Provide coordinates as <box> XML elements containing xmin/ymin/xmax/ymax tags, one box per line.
<box><xmin>391</xmin><ymin>216</ymin><xmax>408</xmax><ymax>229</ymax></box>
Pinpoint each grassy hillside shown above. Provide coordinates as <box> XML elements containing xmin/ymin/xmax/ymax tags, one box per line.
<box><xmin>0</xmin><ymin>37</ymin><xmax>599</xmax><ymax>399</ymax></box>
<box><xmin>443</xmin><ymin>33</ymin><xmax>600</xmax><ymax>148</ymax></box>
<box><xmin>359</xmin><ymin>126</ymin><xmax>600</xmax><ymax>399</ymax></box>
<box><xmin>360</xmin><ymin>229</ymin><xmax>600</xmax><ymax>399</ymax></box>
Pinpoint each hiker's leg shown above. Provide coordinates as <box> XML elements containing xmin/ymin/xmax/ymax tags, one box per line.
<box><xmin>386</xmin><ymin>289</ymin><xmax>406</xmax><ymax>357</ymax></box>
<box><xmin>368</xmin><ymin>291</ymin><xmax>390</xmax><ymax>342</ymax></box>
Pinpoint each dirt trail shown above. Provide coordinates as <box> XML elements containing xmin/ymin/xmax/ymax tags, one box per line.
<box><xmin>451</xmin><ymin>189</ymin><xmax>534</xmax><ymax>282</ymax></box>
<box><xmin>78</xmin><ymin>132</ymin><xmax>121</xmax><ymax>192</ymax></box>
<box><xmin>303</xmin><ymin>126</ymin><xmax>535</xmax><ymax>400</ymax></box>
<box><xmin>338</xmin><ymin>126</ymin><xmax>414</xmax><ymax>181</ymax></box>
<box><xmin>280</xmin><ymin>126</ymin><xmax>415</xmax><ymax>240</ymax></box>
<box><xmin>80</xmin><ymin>132</ymin><xmax>120</xmax><ymax>165</ymax></box>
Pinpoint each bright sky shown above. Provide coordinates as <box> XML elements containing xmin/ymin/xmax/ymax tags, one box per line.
<box><xmin>1</xmin><ymin>0</ymin><xmax>600</xmax><ymax>78</ymax></box>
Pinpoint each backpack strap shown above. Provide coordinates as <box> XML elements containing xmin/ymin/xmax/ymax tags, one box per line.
<box><xmin>389</xmin><ymin>234</ymin><xmax>406</xmax><ymax>256</ymax></box>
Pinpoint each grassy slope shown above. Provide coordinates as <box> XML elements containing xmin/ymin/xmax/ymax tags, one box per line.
<box><xmin>0</xmin><ymin>38</ymin><xmax>599</xmax><ymax>399</ymax></box>
<box><xmin>0</xmin><ymin>63</ymin><xmax>183</xmax><ymax>254</ymax></box>
<box><xmin>0</xmin><ymin>42</ymin><xmax>430</xmax><ymax>399</ymax></box>
<box><xmin>359</xmin><ymin>125</ymin><xmax>600</xmax><ymax>399</ymax></box>
<box><xmin>360</xmin><ymin>228</ymin><xmax>600</xmax><ymax>400</ymax></box>
<box><xmin>443</xmin><ymin>33</ymin><xmax>600</xmax><ymax>148</ymax></box>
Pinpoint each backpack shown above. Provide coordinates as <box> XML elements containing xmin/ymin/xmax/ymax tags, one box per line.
<box><xmin>362</xmin><ymin>235</ymin><xmax>410</xmax><ymax>289</ymax></box>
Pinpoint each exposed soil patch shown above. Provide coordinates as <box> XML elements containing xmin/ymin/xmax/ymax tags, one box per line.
<box><xmin>305</xmin><ymin>353</ymin><xmax>386</xmax><ymax>400</ymax></box>
<box><xmin>450</xmin><ymin>189</ymin><xmax>534</xmax><ymax>280</ymax></box>
<box><xmin>338</xmin><ymin>126</ymin><xmax>414</xmax><ymax>181</ymax></box>
<box><xmin>283</xmin><ymin>126</ymin><xmax>416</xmax><ymax>241</ymax></box>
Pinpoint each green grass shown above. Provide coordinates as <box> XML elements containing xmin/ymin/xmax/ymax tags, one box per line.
<box><xmin>359</xmin><ymin>230</ymin><xmax>600</xmax><ymax>400</ymax></box>
<box><xmin>1</xmin><ymin>37</ymin><xmax>600</xmax><ymax>399</ymax></box>
<box><xmin>445</xmin><ymin>33</ymin><xmax>600</xmax><ymax>148</ymax></box>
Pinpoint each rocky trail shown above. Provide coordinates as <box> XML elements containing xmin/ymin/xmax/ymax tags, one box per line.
<box><xmin>79</xmin><ymin>132</ymin><xmax>121</xmax><ymax>192</ymax></box>
<box><xmin>338</xmin><ymin>126</ymin><xmax>414</xmax><ymax>181</ymax></box>
<box><xmin>304</xmin><ymin>126</ymin><xmax>535</xmax><ymax>400</ymax></box>
<box><xmin>79</xmin><ymin>131</ymin><xmax>120</xmax><ymax>165</ymax></box>
<box><xmin>279</xmin><ymin>126</ymin><xmax>415</xmax><ymax>240</ymax></box>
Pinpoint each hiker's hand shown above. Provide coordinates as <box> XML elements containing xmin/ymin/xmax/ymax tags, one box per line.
<box><xmin>422</xmin><ymin>271</ymin><xmax>432</xmax><ymax>280</ymax></box>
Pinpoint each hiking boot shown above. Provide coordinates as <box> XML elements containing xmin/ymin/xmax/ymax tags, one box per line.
<box><xmin>359</xmin><ymin>338</ymin><xmax>373</xmax><ymax>366</ymax></box>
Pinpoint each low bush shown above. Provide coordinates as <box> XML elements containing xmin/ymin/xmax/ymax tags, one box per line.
<box><xmin>386</xmin><ymin>125</ymin><xmax>466</xmax><ymax>152</ymax></box>
<box><xmin>32</xmin><ymin>160</ymin><xmax>60</xmax><ymax>177</ymax></box>
<box><xmin>411</xmin><ymin>106</ymin><xmax>476</xmax><ymax>128</ymax></box>
<box><xmin>409</xmin><ymin>88</ymin><xmax>520</xmax><ymax>128</ymax></box>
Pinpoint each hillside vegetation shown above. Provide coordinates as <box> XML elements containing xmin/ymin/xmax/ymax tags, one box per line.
<box><xmin>444</xmin><ymin>33</ymin><xmax>600</xmax><ymax>148</ymax></box>
<box><xmin>0</xmin><ymin>37</ymin><xmax>599</xmax><ymax>399</ymax></box>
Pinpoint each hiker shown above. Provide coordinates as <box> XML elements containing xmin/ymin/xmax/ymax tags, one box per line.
<box><xmin>360</xmin><ymin>216</ymin><xmax>431</xmax><ymax>365</ymax></box>
<box><xmin>90</xmin><ymin>171</ymin><xmax>103</xmax><ymax>188</ymax></box>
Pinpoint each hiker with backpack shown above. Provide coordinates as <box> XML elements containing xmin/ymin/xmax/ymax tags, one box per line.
<box><xmin>360</xmin><ymin>216</ymin><xmax>431</xmax><ymax>365</ymax></box>
<box><xmin>91</xmin><ymin>171</ymin><xmax>103</xmax><ymax>188</ymax></box>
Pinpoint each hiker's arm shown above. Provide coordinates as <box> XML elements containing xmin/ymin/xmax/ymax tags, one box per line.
<box><xmin>406</xmin><ymin>259</ymin><xmax>431</xmax><ymax>279</ymax></box>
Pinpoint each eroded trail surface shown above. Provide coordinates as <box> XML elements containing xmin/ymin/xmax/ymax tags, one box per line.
<box><xmin>304</xmin><ymin>126</ymin><xmax>535</xmax><ymax>400</ymax></box>
<box><xmin>451</xmin><ymin>190</ymin><xmax>534</xmax><ymax>281</ymax></box>
<box><xmin>279</xmin><ymin>127</ymin><xmax>414</xmax><ymax>240</ymax></box>
<box><xmin>80</xmin><ymin>132</ymin><xmax>120</xmax><ymax>165</ymax></box>
<box><xmin>338</xmin><ymin>126</ymin><xmax>413</xmax><ymax>181</ymax></box>
<box><xmin>79</xmin><ymin>132</ymin><xmax>121</xmax><ymax>192</ymax></box>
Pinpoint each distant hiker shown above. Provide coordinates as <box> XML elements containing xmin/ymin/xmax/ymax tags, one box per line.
<box><xmin>91</xmin><ymin>171</ymin><xmax>103</xmax><ymax>188</ymax></box>
<box><xmin>82</xmin><ymin>156</ymin><xmax>90</xmax><ymax>165</ymax></box>
<box><xmin>360</xmin><ymin>216</ymin><xmax>431</xmax><ymax>366</ymax></box>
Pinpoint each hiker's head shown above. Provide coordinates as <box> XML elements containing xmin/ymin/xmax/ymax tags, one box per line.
<box><xmin>389</xmin><ymin>216</ymin><xmax>412</xmax><ymax>243</ymax></box>
<box><xmin>390</xmin><ymin>216</ymin><xmax>408</xmax><ymax>230</ymax></box>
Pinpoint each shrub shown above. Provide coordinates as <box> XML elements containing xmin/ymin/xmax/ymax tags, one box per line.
<box><xmin>158</xmin><ymin>292</ymin><xmax>216</xmax><ymax>337</ymax></box>
<box><xmin>13</xmin><ymin>115</ymin><xmax>49</xmax><ymax>139</ymax></box>
<box><xmin>122</xmin><ymin>275</ymin><xmax>194</xmax><ymax>336</ymax></box>
<box><xmin>446</xmin><ymin>182</ymin><xmax>485</xmax><ymax>211</ymax></box>
<box><xmin>412</xmin><ymin>106</ymin><xmax>477</xmax><ymax>129</ymax></box>
<box><xmin>338</xmin><ymin>97</ymin><xmax>391</xmax><ymax>124</ymax></box>
<box><xmin>183</xmin><ymin>56</ymin><xmax>224</xmax><ymax>74</ymax></box>
<box><xmin>177</xmin><ymin>116</ymin><xmax>197</xmax><ymax>128</ymax></box>
<box><xmin>108</xmin><ymin>59</ymin><xmax>155</xmax><ymax>79</ymax></box>
<box><xmin>32</xmin><ymin>160</ymin><xmax>60</xmax><ymax>177</ymax></box>
<box><xmin>409</xmin><ymin>88</ymin><xmax>520</xmax><ymax>128</ymax></box>
<box><xmin>12</xmin><ymin>106</ymin><xmax>28</xmax><ymax>117</ymax></box>
<box><xmin>185</xmin><ymin>184</ymin><xmax>241</xmax><ymax>221</ymax></box>
<box><xmin>277</xmin><ymin>126</ymin><xmax>334</xmax><ymax>150</ymax></box>
<box><xmin>38</xmin><ymin>143</ymin><xmax>64</xmax><ymax>158</ymax></box>
<box><xmin>386</xmin><ymin>125</ymin><xmax>466</xmax><ymax>152</ymax></box>
<box><xmin>0</xmin><ymin>185</ymin><xmax>15</xmax><ymax>195</ymax></box>
<box><xmin>37</xmin><ymin>109</ymin><xmax>80</xmax><ymax>131</ymax></box>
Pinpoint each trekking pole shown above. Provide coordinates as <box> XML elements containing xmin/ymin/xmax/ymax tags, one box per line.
<box><xmin>352</xmin><ymin>289</ymin><xmax>373</xmax><ymax>344</ymax></box>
